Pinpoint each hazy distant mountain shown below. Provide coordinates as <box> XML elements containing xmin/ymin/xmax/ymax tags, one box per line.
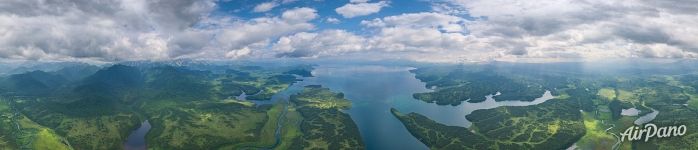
<box><xmin>0</xmin><ymin>70</ymin><xmax>68</xmax><ymax>96</ymax></box>
<box><xmin>64</xmin><ymin>65</ymin><xmax>146</xmax><ymax>113</ymax></box>
<box><xmin>53</xmin><ymin>64</ymin><xmax>101</xmax><ymax>81</ymax></box>
<box><xmin>79</xmin><ymin>64</ymin><xmax>145</xmax><ymax>89</ymax></box>
<box><xmin>0</xmin><ymin>61</ymin><xmax>101</xmax><ymax>76</ymax></box>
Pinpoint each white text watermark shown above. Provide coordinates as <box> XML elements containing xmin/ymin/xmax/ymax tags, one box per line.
<box><xmin>620</xmin><ymin>123</ymin><xmax>687</xmax><ymax>142</ymax></box>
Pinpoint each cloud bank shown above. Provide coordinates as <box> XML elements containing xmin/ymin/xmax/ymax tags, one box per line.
<box><xmin>0</xmin><ymin>0</ymin><xmax>696</xmax><ymax>63</ymax></box>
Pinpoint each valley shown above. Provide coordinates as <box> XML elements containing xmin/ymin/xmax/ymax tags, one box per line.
<box><xmin>0</xmin><ymin>62</ymin><xmax>316</xmax><ymax>149</ymax></box>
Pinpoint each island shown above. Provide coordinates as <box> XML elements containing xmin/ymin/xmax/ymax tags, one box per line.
<box><xmin>282</xmin><ymin>85</ymin><xmax>364</xmax><ymax>149</ymax></box>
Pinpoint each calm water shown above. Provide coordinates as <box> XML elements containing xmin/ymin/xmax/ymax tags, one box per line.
<box><xmin>301</xmin><ymin>66</ymin><xmax>432</xmax><ymax>150</ymax></box>
<box><xmin>301</xmin><ymin>65</ymin><xmax>555</xmax><ymax>150</ymax></box>
<box><xmin>124</xmin><ymin>120</ymin><xmax>151</xmax><ymax>150</ymax></box>
<box><xmin>621</xmin><ymin>108</ymin><xmax>641</xmax><ymax>116</ymax></box>
<box><xmin>634</xmin><ymin>108</ymin><xmax>659</xmax><ymax>125</ymax></box>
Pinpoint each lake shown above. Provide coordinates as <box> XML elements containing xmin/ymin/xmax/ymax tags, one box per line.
<box><xmin>299</xmin><ymin>65</ymin><xmax>555</xmax><ymax>150</ymax></box>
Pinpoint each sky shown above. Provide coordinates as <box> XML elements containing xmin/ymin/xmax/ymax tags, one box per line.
<box><xmin>0</xmin><ymin>0</ymin><xmax>697</xmax><ymax>63</ymax></box>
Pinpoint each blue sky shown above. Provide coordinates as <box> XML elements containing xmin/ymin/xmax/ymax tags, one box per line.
<box><xmin>0</xmin><ymin>0</ymin><xmax>697</xmax><ymax>63</ymax></box>
<box><xmin>214</xmin><ymin>0</ymin><xmax>441</xmax><ymax>34</ymax></box>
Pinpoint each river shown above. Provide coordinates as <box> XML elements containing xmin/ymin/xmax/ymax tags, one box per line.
<box><xmin>124</xmin><ymin>120</ymin><xmax>151</xmax><ymax>150</ymax></box>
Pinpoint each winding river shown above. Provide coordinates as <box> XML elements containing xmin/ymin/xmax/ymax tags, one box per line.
<box><xmin>124</xmin><ymin>120</ymin><xmax>151</xmax><ymax>150</ymax></box>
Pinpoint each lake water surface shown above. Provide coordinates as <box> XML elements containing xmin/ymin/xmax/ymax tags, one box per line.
<box><xmin>299</xmin><ymin>65</ymin><xmax>555</xmax><ymax>150</ymax></box>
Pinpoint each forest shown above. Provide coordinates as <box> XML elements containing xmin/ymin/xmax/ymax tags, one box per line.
<box><xmin>0</xmin><ymin>62</ymin><xmax>317</xmax><ymax>149</ymax></box>
<box><xmin>399</xmin><ymin>63</ymin><xmax>698</xmax><ymax>150</ymax></box>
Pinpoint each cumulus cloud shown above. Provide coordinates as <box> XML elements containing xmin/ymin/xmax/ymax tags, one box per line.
<box><xmin>272</xmin><ymin>30</ymin><xmax>366</xmax><ymax>57</ymax></box>
<box><xmin>281</xmin><ymin>7</ymin><xmax>318</xmax><ymax>23</ymax></box>
<box><xmin>360</xmin><ymin>13</ymin><xmax>472</xmax><ymax>53</ymax></box>
<box><xmin>361</xmin><ymin>12</ymin><xmax>465</xmax><ymax>32</ymax></box>
<box><xmin>335</xmin><ymin>1</ymin><xmax>388</xmax><ymax>18</ymax></box>
<box><xmin>225</xmin><ymin>47</ymin><xmax>252</xmax><ymax>59</ymax></box>
<box><xmin>326</xmin><ymin>17</ymin><xmax>341</xmax><ymax>24</ymax></box>
<box><xmin>2</xmin><ymin>0</ymin><xmax>698</xmax><ymax>63</ymax></box>
<box><xmin>253</xmin><ymin>2</ymin><xmax>278</xmax><ymax>12</ymax></box>
<box><xmin>0</xmin><ymin>0</ymin><xmax>318</xmax><ymax>61</ymax></box>
<box><xmin>211</xmin><ymin>7</ymin><xmax>318</xmax><ymax>58</ymax></box>
<box><xmin>445</xmin><ymin>0</ymin><xmax>698</xmax><ymax>60</ymax></box>
<box><xmin>0</xmin><ymin>0</ymin><xmax>216</xmax><ymax>61</ymax></box>
<box><xmin>367</xmin><ymin>27</ymin><xmax>471</xmax><ymax>52</ymax></box>
<box><xmin>350</xmin><ymin>0</ymin><xmax>370</xmax><ymax>3</ymax></box>
<box><xmin>270</xmin><ymin>0</ymin><xmax>698</xmax><ymax>62</ymax></box>
<box><xmin>270</xmin><ymin>12</ymin><xmax>475</xmax><ymax>58</ymax></box>
<box><xmin>281</xmin><ymin>0</ymin><xmax>299</xmax><ymax>4</ymax></box>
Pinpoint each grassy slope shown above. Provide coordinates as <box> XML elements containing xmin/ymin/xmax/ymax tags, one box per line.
<box><xmin>597</xmin><ymin>88</ymin><xmax>616</xmax><ymax>101</ymax></box>
<box><xmin>275</xmin><ymin>103</ymin><xmax>303</xmax><ymax>150</ymax></box>
<box><xmin>576</xmin><ymin>112</ymin><xmax>615</xmax><ymax>150</ymax></box>
<box><xmin>0</xmin><ymin>99</ymin><xmax>73</xmax><ymax>150</ymax></box>
<box><xmin>0</xmin><ymin>99</ymin><xmax>19</xmax><ymax>149</ymax></box>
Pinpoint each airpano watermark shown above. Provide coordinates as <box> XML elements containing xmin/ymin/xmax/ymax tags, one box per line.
<box><xmin>620</xmin><ymin>123</ymin><xmax>687</xmax><ymax>142</ymax></box>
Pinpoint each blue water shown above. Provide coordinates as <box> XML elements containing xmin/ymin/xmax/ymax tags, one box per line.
<box><xmin>124</xmin><ymin>120</ymin><xmax>151</xmax><ymax>150</ymax></box>
<box><xmin>302</xmin><ymin>66</ymin><xmax>431</xmax><ymax>150</ymax></box>
<box><xmin>301</xmin><ymin>65</ymin><xmax>555</xmax><ymax>150</ymax></box>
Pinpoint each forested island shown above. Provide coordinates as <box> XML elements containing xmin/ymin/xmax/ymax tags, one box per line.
<box><xmin>285</xmin><ymin>85</ymin><xmax>364</xmax><ymax>149</ymax></box>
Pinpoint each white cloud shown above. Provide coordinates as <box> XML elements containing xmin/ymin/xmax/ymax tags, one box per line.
<box><xmin>225</xmin><ymin>47</ymin><xmax>252</xmax><ymax>58</ymax></box>
<box><xmin>281</xmin><ymin>0</ymin><xmax>299</xmax><ymax>4</ymax></box>
<box><xmin>270</xmin><ymin>12</ymin><xmax>475</xmax><ymax>58</ymax></box>
<box><xmin>0</xmin><ymin>0</ymin><xmax>216</xmax><ymax>61</ymax></box>
<box><xmin>361</xmin><ymin>12</ymin><xmax>465</xmax><ymax>32</ymax></box>
<box><xmin>368</xmin><ymin>27</ymin><xmax>470</xmax><ymax>52</ymax></box>
<box><xmin>335</xmin><ymin>1</ymin><xmax>388</xmax><ymax>18</ymax></box>
<box><xmin>3</xmin><ymin>0</ymin><xmax>698</xmax><ymax>63</ymax></box>
<box><xmin>430</xmin><ymin>2</ymin><xmax>468</xmax><ymax>15</ymax></box>
<box><xmin>208</xmin><ymin>7</ymin><xmax>319</xmax><ymax>59</ymax></box>
<box><xmin>326</xmin><ymin>17</ymin><xmax>341</xmax><ymax>24</ymax></box>
<box><xmin>0</xmin><ymin>1</ymin><xmax>318</xmax><ymax>61</ymax></box>
<box><xmin>443</xmin><ymin>0</ymin><xmax>698</xmax><ymax>61</ymax></box>
<box><xmin>273</xmin><ymin>30</ymin><xmax>366</xmax><ymax>57</ymax></box>
<box><xmin>350</xmin><ymin>0</ymin><xmax>370</xmax><ymax>3</ymax></box>
<box><xmin>281</xmin><ymin>7</ymin><xmax>318</xmax><ymax>23</ymax></box>
<box><xmin>359</xmin><ymin>12</ymin><xmax>474</xmax><ymax>55</ymax></box>
<box><xmin>253</xmin><ymin>2</ymin><xmax>278</xmax><ymax>12</ymax></box>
